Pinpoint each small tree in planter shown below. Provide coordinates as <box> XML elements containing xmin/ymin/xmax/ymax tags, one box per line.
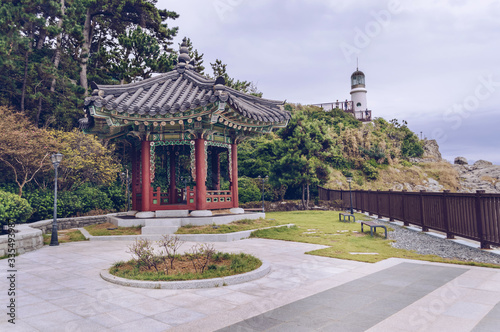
<box><xmin>187</xmin><ymin>243</ymin><xmax>216</xmax><ymax>273</ymax></box>
<box><xmin>158</xmin><ymin>235</ymin><xmax>184</xmax><ymax>272</ymax></box>
<box><xmin>127</xmin><ymin>239</ymin><xmax>162</xmax><ymax>272</ymax></box>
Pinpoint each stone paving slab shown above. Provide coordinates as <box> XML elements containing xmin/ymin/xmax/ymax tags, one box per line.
<box><xmin>217</xmin><ymin>263</ymin><xmax>468</xmax><ymax>331</ymax></box>
<box><xmin>2</xmin><ymin>238</ymin><xmax>500</xmax><ymax>331</ymax></box>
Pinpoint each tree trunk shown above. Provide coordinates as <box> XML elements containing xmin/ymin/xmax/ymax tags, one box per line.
<box><xmin>20</xmin><ymin>48</ymin><xmax>29</xmax><ymax>112</ymax></box>
<box><xmin>306</xmin><ymin>182</ymin><xmax>310</xmax><ymax>210</ymax></box>
<box><xmin>35</xmin><ymin>97</ymin><xmax>42</xmax><ymax>125</ymax></box>
<box><xmin>50</xmin><ymin>0</ymin><xmax>65</xmax><ymax>93</ymax></box>
<box><xmin>301</xmin><ymin>183</ymin><xmax>305</xmax><ymax>210</ymax></box>
<box><xmin>37</xmin><ymin>28</ymin><xmax>46</xmax><ymax>49</ymax></box>
<box><xmin>79</xmin><ymin>8</ymin><xmax>92</xmax><ymax>96</ymax></box>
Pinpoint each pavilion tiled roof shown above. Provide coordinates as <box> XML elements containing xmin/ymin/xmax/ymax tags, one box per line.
<box><xmin>84</xmin><ymin>41</ymin><xmax>290</xmax><ymax>125</ymax></box>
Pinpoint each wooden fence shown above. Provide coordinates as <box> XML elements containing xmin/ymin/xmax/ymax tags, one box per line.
<box><xmin>318</xmin><ymin>186</ymin><xmax>500</xmax><ymax>249</ymax></box>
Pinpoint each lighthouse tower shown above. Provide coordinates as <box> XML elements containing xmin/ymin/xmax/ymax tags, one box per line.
<box><xmin>350</xmin><ymin>68</ymin><xmax>368</xmax><ymax>120</ymax></box>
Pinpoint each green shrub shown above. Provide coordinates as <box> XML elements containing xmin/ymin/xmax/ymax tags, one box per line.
<box><xmin>362</xmin><ymin>162</ymin><xmax>379</xmax><ymax>180</ymax></box>
<box><xmin>401</xmin><ymin>133</ymin><xmax>424</xmax><ymax>158</ymax></box>
<box><xmin>238</xmin><ymin>176</ymin><xmax>261</xmax><ymax>203</ymax></box>
<box><xmin>341</xmin><ymin>169</ymin><xmax>353</xmax><ymax>178</ymax></box>
<box><xmin>20</xmin><ymin>183</ymin><xmax>126</xmax><ymax>222</ymax></box>
<box><xmin>0</xmin><ymin>190</ymin><xmax>33</xmax><ymax>225</ymax></box>
<box><xmin>400</xmin><ymin>160</ymin><xmax>413</xmax><ymax>167</ymax></box>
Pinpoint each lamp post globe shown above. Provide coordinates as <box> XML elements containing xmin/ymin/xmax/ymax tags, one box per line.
<box><xmin>50</xmin><ymin>153</ymin><xmax>63</xmax><ymax>246</ymax></box>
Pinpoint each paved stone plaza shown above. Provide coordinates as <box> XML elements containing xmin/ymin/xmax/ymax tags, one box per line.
<box><xmin>2</xmin><ymin>238</ymin><xmax>500</xmax><ymax>331</ymax></box>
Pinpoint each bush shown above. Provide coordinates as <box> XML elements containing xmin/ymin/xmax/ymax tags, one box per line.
<box><xmin>238</xmin><ymin>177</ymin><xmax>261</xmax><ymax>203</ymax></box>
<box><xmin>401</xmin><ymin>133</ymin><xmax>424</xmax><ymax>158</ymax></box>
<box><xmin>400</xmin><ymin>160</ymin><xmax>413</xmax><ymax>167</ymax></box>
<box><xmin>21</xmin><ymin>183</ymin><xmax>125</xmax><ymax>222</ymax></box>
<box><xmin>362</xmin><ymin>162</ymin><xmax>379</xmax><ymax>180</ymax></box>
<box><xmin>0</xmin><ymin>190</ymin><xmax>33</xmax><ymax>225</ymax></box>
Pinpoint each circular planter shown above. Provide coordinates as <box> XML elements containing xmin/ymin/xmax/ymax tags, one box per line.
<box><xmin>100</xmin><ymin>260</ymin><xmax>271</xmax><ymax>289</ymax></box>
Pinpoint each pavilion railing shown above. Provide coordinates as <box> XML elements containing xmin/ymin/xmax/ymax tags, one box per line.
<box><xmin>150</xmin><ymin>186</ymin><xmax>196</xmax><ymax>209</ymax></box>
<box><xmin>206</xmin><ymin>190</ymin><xmax>233</xmax><ymax>209</ymax></box>
<box><xmin>318</xmin><ymin>186</ymin><xmax>500</xmax><ymax>249</ymax></box>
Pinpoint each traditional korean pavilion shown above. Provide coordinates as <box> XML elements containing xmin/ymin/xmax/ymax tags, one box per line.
<box><xmin>82</xmin><ymin>39</ymin><xmax>290</xmax><ymax>213</ymax></box>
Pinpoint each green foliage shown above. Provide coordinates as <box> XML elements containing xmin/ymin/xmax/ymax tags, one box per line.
<box><xmin>401</xmin><ymin>132</ymin><xmax>424</xmax><ymax>158</ymax></box>
<box><xmin>359</xmin><ymin>145</ymin><xmax>386</xmax><ymax>161</ymax></box>
<box><xmin>105</xmin><ymin>26</ymin><xmax>177</xmax><ymax>84</ymax></box>
<box><xmin>341</xmin><ymin>169</ymin><xmax>353</xmax><ymax>178</ymax></box>
<box><xmin>400</xmin><ymin>160</ymin><xmax>413</xmax><ymax>167</ymax></box>
<box><xmin>209</xmin><ymin>59</ymin><xmax>262</xmax><ymax>96</ymax></box>
<box><xmin>238</xmin><ymin>177</ymin><xmax>261</xmax><ymax>203</ymax></box>
<box><xmin>0</xmin><ymin>190</ymin><xmax>33</xmax><ymax>225</ymax></box>
<box><xmin>19</xmin><ymin>184</ymin><xmax>125</xmax><ymax>222</ymax></box>
<box><xmin>110</xmin><ymin>252</ymin><xmax>262</xmax><ymax>281</ymax></box>
<box><xmin>362</xmin><ymin>161</ymin><xmax>379</xmax><ymax>180</ymax></box>
<box><xmin>0</xmin><ymin>0</ymin><xmax>179</xmax><ymax>128</ymax></box>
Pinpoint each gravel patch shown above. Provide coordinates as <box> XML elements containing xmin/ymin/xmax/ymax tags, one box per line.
<box><xmin>374</xmin><ymin>219</ymin><xmax>500</xmax><ymax>265</ymax></box>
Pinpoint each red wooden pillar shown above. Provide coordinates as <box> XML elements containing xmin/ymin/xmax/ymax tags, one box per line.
<box><xmin>131</xmin><ymin>145</ymin><xmax>138</xmax><ymax>210</ymax></box>
<box><xmin>141</xmin><ymin>139</ymin><xmax>151</xmax><ymax>211</ymax></box>
<box><xmin>195</xmin><ymin>138</ymin><xmax>207</xmax><ymax>210</ymax></box>
<box><xmin>169</xmin><ymin>152</ymin><xmax>176</xmax><ymax>204</ymax></box>
<box><xmin>231</xmin><ymin>143</ymin><xmax>239</xmax><ymax>208</ymax></box>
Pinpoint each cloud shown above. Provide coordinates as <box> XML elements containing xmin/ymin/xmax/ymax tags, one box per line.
<box><xmin>160</xmin><ymin>0</ymin><xmax>500</xmax><ymax>164</ymax></box>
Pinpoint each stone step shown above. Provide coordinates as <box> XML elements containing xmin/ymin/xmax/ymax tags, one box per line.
<box><xmin>141</xmin><ymin>226</ymin><xmax>179</xmax><ymax>235</ymax></box>
<box><xmin>144</xmin><ymin>218</ymin><xmax>181</xmax><ymax>227</ymax></box>
<box><xmin>155</xmin><ymin>210</ymin><xmax>189</xmax><ymax>218</ymax></box>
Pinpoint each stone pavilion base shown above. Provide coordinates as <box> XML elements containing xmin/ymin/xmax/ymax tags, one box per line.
<box><xmin>108</xmin><ymin>210</ymin><xmax>265</xmax><ymax>235</ymax></box>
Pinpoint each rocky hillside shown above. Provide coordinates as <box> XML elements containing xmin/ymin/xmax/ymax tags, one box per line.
<box><xmin>453</xmin><ymin>157</ymin><xmax>500</xmax><ymax>193</ymax></box>
<box><xmin>326</xmin><ymin>139</ymin><xmax>500</xmax><ymax>194</ymax></box>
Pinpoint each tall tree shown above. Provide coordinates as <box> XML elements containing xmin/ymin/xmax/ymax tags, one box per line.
<box><xmin>78</xmin><ymin>0</ymin><xmax>179</xmax><ymax>94</ymax></box>
<box><xmin>0</xmin><ymin>107</ymin><xmax>57</xmax><ymax>196</ymax></box>
<box><xmin>209</xmin><ymin>59</ymin><xmax>262</xmax><ymax>97</ymax></box>
<box><xmin>183</xmin><ymin>37</ymin><xmax>205</xmax><ymax>74</ymax></box>
<box><xmin>106</xmin><ymin>26</ymin><xmax>177</xmax><ymax>84</ymax></box>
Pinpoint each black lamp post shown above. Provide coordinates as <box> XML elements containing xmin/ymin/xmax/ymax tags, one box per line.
<box><xmin>50</xmin><ymin>153</ymin><xmax>63</xmax><ymax>246</ymax></box>
<box><xmin>257</xmin><ymin>175</ymin><xmax>269</xmax><ymax>212</ymax></box>
<box><xmin>346</xmin><ymin>177</ymin><xmax>354</xmax><ymax>215</ymax></box>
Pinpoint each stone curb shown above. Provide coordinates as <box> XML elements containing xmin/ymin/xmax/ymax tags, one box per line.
<box><xmin>100</xmin><ymin>260</ymin><xmax>271</xmax><ymax>289</ymax></box>
<box><xmin>79</xmin><ymin>224</ymin><xmax>295</xmax><ymax>242</ymax></box>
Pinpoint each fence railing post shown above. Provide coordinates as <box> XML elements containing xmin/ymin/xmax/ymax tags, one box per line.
<box><xmin>368</xmin><ymin>190</ymin><xmax>373</xmax><ymax>216</ymax></box>
<box><xmin>388</xmin><ymin>189</ymin><xmax>394</xmax><ymax>221</ymax></box>
<box><xmin>376</xmin><ymin>190</ymin><xmax>381</xmax><ymax>218</ymax></box>
<box><xmin>476</xmin><ymin>190</ymin><xmax>490</xmax><ymax>249</ymax></box>
<box><xmin>443</xmin><ymin>190</ymin><xmax>454</xmax><ymax>239</ymax></box>
<box><xmin>420</xmin><ymin>190</ymin><xmax>428</xmax><ymax>232</ymax></box>
<box><xmin>360</xmin><ymin>190</ymin><xmax>364</xmax><ymax>213</ymax></box>
<box><xmin>402</xmin><ymin>190</ymin><xmax>409</xmax><ymax>226</ymax></box>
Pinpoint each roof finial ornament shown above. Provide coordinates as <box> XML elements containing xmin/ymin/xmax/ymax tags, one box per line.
<box><xmin>177</xmin><ymin>37</ymin><xmax>191</xmax><ymax>73</ymax></box>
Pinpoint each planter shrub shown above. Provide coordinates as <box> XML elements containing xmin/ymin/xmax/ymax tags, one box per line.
<box><xmin>0</xmin><ymin>190</ymin><xmax>33</xmax><ymax>225</ymax></box>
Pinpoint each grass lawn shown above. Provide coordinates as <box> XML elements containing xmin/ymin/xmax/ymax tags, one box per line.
<box><xmin>175</xmin><ymin>218</ymin><xmax>283</xmax><ymax>234</ymax></box>
<box><xmin>110</xmin><ymin>252</ymin><xmax>262</xmax><ymax>281</ymax></box>
<box><xmin>250</xmin><ymin>211</ymin><xmax>500</xmax><ymax>268</ymax></box>
<box><xmin>84</xmin><ymin>222</ymin><xmax>142</xmax><ymax>236</ymax></box>
<box><xmin>43</xmin><ymin>229</ymin><xmax>87</xmax><ymax>245</ymax></box>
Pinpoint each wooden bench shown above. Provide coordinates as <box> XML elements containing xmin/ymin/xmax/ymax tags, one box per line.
<box><xmin>361</xmin><ymin>221</ymin><xmax>387</xmax><ymax>238</ymax></box>
<box><xmin>339</xmin><ymin>213</ymin><xmax>355</xmax><ymax>222</ymax></box>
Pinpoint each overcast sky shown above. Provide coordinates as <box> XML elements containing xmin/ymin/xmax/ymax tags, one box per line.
<box><xmin>159</xmin><ymin>0</ymin><xmax>500</xmax><ymax>164</ymax></box>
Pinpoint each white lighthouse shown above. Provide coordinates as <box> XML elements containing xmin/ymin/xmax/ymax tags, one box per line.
<box><xmin>350</xmin><ymin>68</ymin><xmax>370</xmax><ymax>121</ymax></box>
